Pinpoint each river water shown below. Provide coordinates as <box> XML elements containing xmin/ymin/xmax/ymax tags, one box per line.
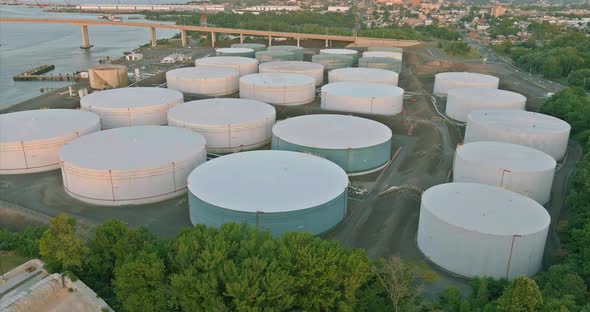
<box><xmin>0</xmin><ymin>4</ymin><xmax>181</xmax><ymax>109</ymax></box>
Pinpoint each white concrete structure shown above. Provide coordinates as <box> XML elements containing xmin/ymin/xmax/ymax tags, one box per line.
<box><xmin>195</xmin><ymin>56</ymin><xmax>259</xmax><ymax>77</ymax></box>
<box><xmin>368</xmin><ymin>46</ymin><xmax>403</xmax><ymax>53</ymax></box>
<box><xmin>446</xmin><ymin>88</ymin><xmax>526</xmax><ymax>122</ymax></box>
<box><xmin>168</xmin><ymin>99</ymin><xmax>276</xmax><ymax>153</ymax></box>
<box><xmin>272</xmin><ymin>115</ymin><xmax>392</xmax><ymax>174</ymax></box>
<box><xmin>312</xmin><ymin>54</ymin><xmax>354</xmax><ymax>70</ymax></box>
<box><xmin>465</xmin><ymin>110</ymin><xmax>571</xmax><ymax>160</ymax></box>
<box><xmin>231</xmin><ymin>43</ymin><xmax>267</xmax><ymax>51</ymax></box>
<box><xmin>80</xmin><ymin>87</ymin><xmax>183</xmax><ymax>129</ymax></box>
<box><xmin>362</xmin><ymin>51</ymin><xmax>403</xmax><ymax>61</ymax></box>
<box><xmin>215</xmin><ymin>48</ymin><xmax>255</xmax><ymax>58</ymax></box>
<box><xmin>433</xmin><ymin>72</ymin><xmax>499</xmax><ymax>96</ymax></box>
<box><xmin>166</xmin><ymin>67</ymin><xmax>239</xmax><ymax>96</ymax></box>
<box><xmin>320</xmin><ymin>49</ymin><xmax>359</xmax><ymax>63</ymax></box>
<box><xmin>267</xmin><ymin>46</ymin><xmax>304</xmax><ymax>61</ymax></box>
<box><xmin>0</xmin><ymin>109</ymin><xmax>100</xmax><ymax>175</ymax></box>
<box><xmin>454</xmin><ymin>141</ymin><xmax>556</xmax><ymax>204</ymax></box>
<box><xmin>418</xmin><ymin>182</ymin><xmax>550</xmax><ymax>279</ymax></box>
<box><xmin>240</xmin><ymin>73</ymin><xmax>315</xmax><ymax>106</ymax></box>
<box><xmin>321</xmin><ymin>82</ymin><xmax>404</xmax><ymax>115</ymax></box>
<box><xmin>187</xmin><ymin>150</ymin><xmax>349</xmax><ymax>236</ymax></box>
<box><xmin>60</xmin><ymin>126</ymin><xmax>206</xmax><ymax>206</ymax></box>
<box><xmin>259</xmin><ymin>61</ymin><xmax>324</xmax><ymax>86</ymax></box>
<box><xmin>328</xmin><ymin>68</ymin><xmax>399</xmax><ymax>85</ymax></box>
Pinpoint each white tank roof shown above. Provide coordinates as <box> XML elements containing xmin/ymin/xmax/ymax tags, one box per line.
<box><xmin>468</xmin><ymin>110</ymin><xmax>571</xmax><ymax>136</ymax></box>
<box><xmin>273</xmin><ymin>114</ymin><xmax>391</xmax><ymax>149</ymax></box>
<box><xmin>168</xmin><ymin>98</ymin><xmax>275</xmax><ymax>126</ymax></box>
<box><xmin>258</xmin><ymin>61</ymin><xmax>323</xmax><ymax>73</ymax></box>
<box><xmin>240</xmin><ymin>72</ymin><xmax>315</xmax><ymax>87</ymax></box>
<box><xmin>196</xmin><ymin>56</ymin><xmax>258</xmax><ymax>66</ymax></box>
<box><xmin>0</xmin><ymin>109</ymin><xmax>100</xmax><ymax>143</ymax></box>
<box><xmin>436</xmin><ymin>72</ymin><xmax>498</xmax><ymax>85</ymax></box>
<box><xmin>167</xmin><ymin>66</ymin><xmax>238</xmax><ymax>79</ymax></box>
<box><xmin>80</xmin><ymin>87</ymin><xmax>183</xmax><ymax>111</ymax></box>
<box><xmin>187</xmin><ymin>150</ymin><xmax>349</xmax><ymax>213</ymax></box>
<box><xmin>329</xmin><ymin>68</ymin><xmax>398</xmax><ymax>84</ymax></box>
<box><xmin>216</xmin><ymin>48</ymin><xmax>254</xmax><ymax>53</ymax></box>
<box><xmin>422</xmin><ymin>182</ymin><xmax>550</xmax><ymax>236</ymax></box>
<box><xmin>362</xmin><ymin>51</ymin><xmax>402</xmax><ymax>60</ymax></box>
<box><xmin>322</xmin><ymin>81</ymin><xmax>403</xmax><ymax>97</ymax></box>
<box><xmin>448</xmin><ymin>87</ymin><xmax>526</xmax><ymax>103</ymax></box>
<box><xmin>320</xmin><ymin>49</ymin><xmax>358</xmax><ymax>55</ymax></box>
<box><xmin>457</xmin><ymin>141</ymin><xmax>556</xmax><ymax>172</ymax></box>
<box><xmin>60</xmin><ymin>126</ymin><xmax>206</xmax><ymax>171</ymax></box>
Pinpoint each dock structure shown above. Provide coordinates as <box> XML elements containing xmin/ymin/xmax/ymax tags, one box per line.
<box><xmin>13</xmin><ymin>64</ymin><xmax>78</xmax><ymax>81</ymax></box>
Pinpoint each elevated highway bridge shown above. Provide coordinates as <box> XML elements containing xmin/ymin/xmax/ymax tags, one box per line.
<box><xmin>0</xmin><ymin>17</ymin><xmax>420</xmax><ymax>49</ymax></box>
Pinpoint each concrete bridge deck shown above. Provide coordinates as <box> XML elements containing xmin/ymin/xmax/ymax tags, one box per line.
<box><xmin>0</xmin><ymin>17</ymin><xmax>420</xmax><ymax>48</ymax></box>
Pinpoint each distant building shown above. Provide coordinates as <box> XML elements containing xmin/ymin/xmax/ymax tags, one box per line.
<box><xmin>161</xmin><ymin>53</ymin><xmax>189</xmax><ymax>64</ymax></box>
<box><xmin>491</xmin><ymin>5</ymin><xmax>507</xmax><ymax>17</ymax></box>
<box><xmin>125</xmin><ymin>53</ymin><xmax>143</xmax><ymax>61</ymax></box>
<box><xmin>328</xmin><ymin>6</ymin><xmax>350</xmax><ymax>13</ymax></box>
<box><xmin>376</xmin><ymin>0</ymin><xmax>403</xmax><ymax>4</ymax></box>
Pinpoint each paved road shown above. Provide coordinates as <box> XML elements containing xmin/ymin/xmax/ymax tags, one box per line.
<box><xmin>464</xmin><ymin>37</ymin><xmax>566</xmax><ymax>94</ymax></box>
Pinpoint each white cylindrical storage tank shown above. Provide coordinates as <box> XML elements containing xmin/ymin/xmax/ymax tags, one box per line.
<box><xmin>359</xmin><ymin>57</ymin><xmax>402</xmax><ymax>73</ymax></box>
<box><xmin>259</xmin><ymin>61</ymin><xmax>324</xmax><ymax>86</ymax></box>
<box><xmin>166</xmin><ymin>67</ymin><xmax>239</xmax><ymax>96</ymax></box>
<box><xmin>433</xmin><ymin>72</ymin><xmax>499</xmax><ymax>96</ymax></box>
<box><xmin>215</xmin><ymin>48</ymin><xmax>255</xmax><ymax>58</ymax></box>
<box><xmin>0</xmin><ymin>109</ymin><xmax>100</xmax><ymax>175</ymax></box>
<box><xmin>368</xmin><ymin>46</ymin><xmax>403</xmax><ymax>53</ymax></box>
<box><xmin>312</xmin><ymin>54</ymin><xmax>354</xmax><ymax>70</ymax></box>
<box><xmin>89</xmin><ymin>64</ymin><xmax>128</xmax><ymax>90</ymax></box>
<box><xmin>272</xmin><ymin>115</ymin><xmax>392</xmax><ymax>175</ymax></box>
<box><xmin>60</xmin><ymin>126</ymin><xmax>206</xmax><ymax>206</ymax></box>
<box><xmin>320</xmin><ymin>49</ymin><xmax>359</xmax><ymax>64</ymax></box>
<box><xmin>446</xmin><ymin>88</ymin><xmax>526</xmax><ymax>122</ymax></box>
<box><xmin>454</xmin><ymin>141</ymin><xmax>556</xmax><ymax>204</ymax></box>
<box><xmin>465</xmin><ymin>110</ymin><xmax>571</xmax><ymax>160</ymax></box>
<box><xmin>80</xmin><ymin>87</ymin><xmax>183</xmax><ymax>129</ymax></box>
<box><xmin>362</xmin><ymin>51</ymin><xmax>403</xmax><ymax>62</ymax></box>
<box><xmin>321</xmin><ymin>82</ymin><xmax>404</xmax><ymax>115</ymax></box>
<box><xmin>328</xmin><ymin>68</ymin><xmax>398</xmax><ymax>85</ymax></box>
<box><xmin>231</xmin><ymin>43</ymin><xmax>267</xmax><ymax>52</ymax></box>
<box><xmin>267</xmin><ymin>46</ymin><xmax>304</xmax><ymax>61</ymax></box>
<box><xmin>239</xmin><ymin>73</ymin><xmax>315</xmax><ymax>106</ymax></box>
<box><xmin>195</xmin><ymin>56</ymin><xmax>259</xmax><ymax>77</ymax></box>
<box><xmin>168</xmin><ymin>98</ymin><xmax>276</xmax><ymax>153</ymax></box>
<box><xmin>255</xmin><ymin>50</ymin><xmax>296</xmax><ymax>63</ymax></box>
<box><xmin>417</xmin><ymin>182</ymin><xmax>550</xmax><ymax>279</ymax></box>
<box><xmin>187</xmin><ymin>150</ymin><xmax>349</xmax><ymax>236</ymax></box>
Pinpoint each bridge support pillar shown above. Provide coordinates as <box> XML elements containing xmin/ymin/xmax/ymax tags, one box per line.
<box><xmin>80</xmin><ymin>25</ymin><xmax>92</xmax><ymax>49</ymax></box>
<box><xmin>325</xmin><ymin>39</ymin><xmax>329</xmax><ymax>47</ymax></box>
<box><xmin>150</xmin><ymin>27</ymin><xmax>157</xmax><ymax>47</ymax></box>
<box><xmin>240</xmin><ymin>33</ymin><xmax>244</xmax><ymax>44</ymax></box>
<box><xmin>268</xmin><ymin>36</ymin><xmax>272</xmax><ymax>46</ymax></box>
<box><xmin>211</xmin><ymin>32</ymin><xmax>216</xmax><ymax>47</ymax></box>
<box><xmin>296</xmin><ymin>37</ymin><xmax>300</xmax><ymax>47</ymax></box>
<box><xmin>180</xmin><ymin>30</ymin><xmax>187</xmax><ymax>46</ymax></box>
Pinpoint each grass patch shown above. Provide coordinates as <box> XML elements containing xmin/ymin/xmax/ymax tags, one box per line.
<box><xmin>0</xmin><ymin>251</ymin><xmax>30</xmax><ymax>274</ymax></box>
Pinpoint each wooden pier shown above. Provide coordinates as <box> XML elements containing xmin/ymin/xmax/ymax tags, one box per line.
<box><xmin>13</xmin><ymin>64</ymin><xmax>78</xmax><ymax>81</ymax></box>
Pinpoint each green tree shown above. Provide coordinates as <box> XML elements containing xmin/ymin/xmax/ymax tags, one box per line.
<box><xmin>372</xmin><ymin>256</ymin><xmax>437</xmax><ymax>312</ymax></box>
<box><xmin>39</xmin><ymin>214</ymin><xmax>87</xmax><ymax>272</ymax></box>
<box><xmin>569</xmin><ymin>69</ymin><xmax>590</xmax><ymax>91</ymax></box>
<box><xmin>113</xmin><ymin>251</ymin><xmax>168</xmax><ymax>312</ymax></box>
<box><xmin>542</xmin><ymin>56</ymin><xmax>562</xmax><ymax>78</ymax></box>
<box><xmin>439</xmin><ymin>287</ymin><xmax>464</xmax><ymax>311</ymax></box>
<box><xmin>496</xmin><ymin>276</ymin><xmax>543</xmax><ymax>312</ymax></box>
